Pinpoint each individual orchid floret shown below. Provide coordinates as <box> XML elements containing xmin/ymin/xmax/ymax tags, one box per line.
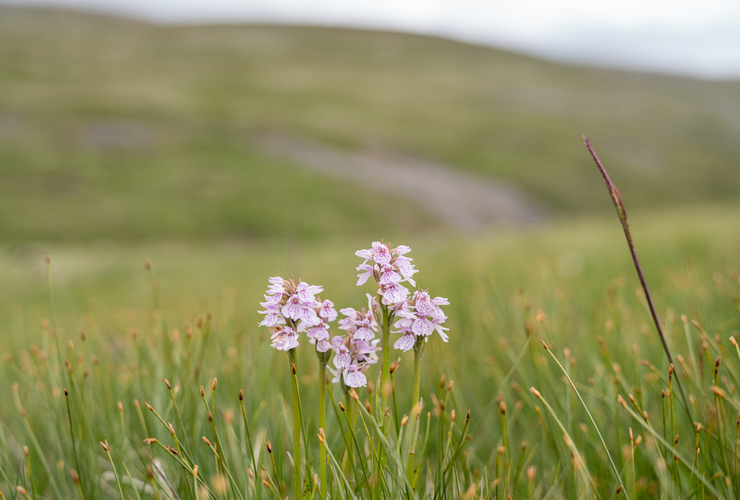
<box><xmin>393</xmin><ymin>289</ymin><xmax>449</xmax><ymax>352</ymax></box>
<box><xmin>258</xmin><ymin>276</ymin><xmax>336</xmax><ymax>353</ymax></box>
<box><xmin>355</xmin><ymin>241</ymin><xmax>417</xmax><ymax>306</ymax></box>
<box><xmin>338</xmin><ymin>302</ymin><xmax>379</xmax><ymax>342</ymax></box>
<box><xmin>270</xmin><ymin>326</ymin><xmax>299</xmax><ymax>351</ymax></box>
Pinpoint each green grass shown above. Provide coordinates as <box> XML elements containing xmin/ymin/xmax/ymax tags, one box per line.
<box><xmin>1</xmin><ymin>6</ymin><xmax>740</xmax><ymax>241</ymax></box>
<box><xmin>1</xmin><ymin>204</ymin><xmax>739</xmax><ymax>497</ymax></box>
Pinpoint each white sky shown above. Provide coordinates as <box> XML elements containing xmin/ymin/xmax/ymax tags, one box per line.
<box><xmin>5</xmin><ymin>0</ymin><xmax>740</xmax><ymax>79</ymax></box>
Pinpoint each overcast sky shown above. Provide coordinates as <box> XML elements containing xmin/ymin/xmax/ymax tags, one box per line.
<box><xmin>5</xmin><ymin>0</ymin><xmax>740</xmax><ymax>79</ymax></box>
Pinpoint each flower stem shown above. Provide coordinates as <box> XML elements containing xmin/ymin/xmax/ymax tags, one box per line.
<box><xmin>406</xmin><ymin>339</ymin><xmax>424</xmax><ymax>486</ymax></box>
<box><xmin>288</xmin><ymin>349</ymin><xmax>303</xmax><ymax>500</ymax></box>
<box><xmin>318</xmin><ymin>360</ymin><xmax>327</xmax><ymax>499</ymax></box>
<box><xmin>380</xmin><ymin>305</ymin><xmax>391</xmax><ymax>412</ymax></box>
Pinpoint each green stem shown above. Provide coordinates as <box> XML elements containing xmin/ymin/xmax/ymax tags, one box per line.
<box><xmin>319</xmin><ymin>361</ymin><xmax>327</xmax><ymax>499</ymax></box>
<box><xmin>406</xmin><ymin>339</ymin><xmax>423</xmax><ymax>486</ymax></box>
<box><xmin>380</xmin><ymin>305</ymin><xmax>391</xmax><ymax>412</ymax></box>
<box><xmin>288</xmin><ymin>349</ymin><xmax>303</xmax><ymax>500</ymax></box>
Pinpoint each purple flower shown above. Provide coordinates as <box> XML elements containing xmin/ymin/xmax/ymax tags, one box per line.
<box><xmin>392</xmin><ymin>289</ymin><xmax>449</xmax><ymax>351</ymax></box>
<box><xmin>319</xmin><ymin>300</ymin><xmax>338</xmax><ymax>322</ymax></box>
<box><xmin>270</xmin><ymin>326</ymin><xmax>300</xmax><ymax>351</ymax></box>
<box><xmin>355</xmin><ymin>242</ymin><xmax>417</xmax><ymax>306</ymax></box>
<box><xmin>258</xmin><ymin>276</ymin><xmax>337</xmax><ymax>353</ymax></box>
<box><xmin>329</xmin><ymin>307</ymin><xmax>381</xmax><ymax>388</ymax></box>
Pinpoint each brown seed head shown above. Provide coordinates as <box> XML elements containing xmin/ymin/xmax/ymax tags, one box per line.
<box><xmin>200</xmin><ymin>386</ymin><xmax>205</xmax><ymax>398</ymax></box>
<box><xmin>527</xmin><ymin>466</ymin><xmax>536</xmax><ymax>481</ymax></box>
<box><xmin>203</xmin><ymin>436</ymin><xmax>212</xmax><ymax>447</ymax></box>
<box><xmin>248</xmin><ymin>468</ymin><xmax>254</xmax><ymax>479</ymax></box>
<box><xmin>390</xmin><ymin>360</ymin><xmax>399</xmax><ymax>374</ymax></box>
<box><xmin>163</xmin><ymin>378</ymin><xmax>171</xmax><ymax>390</ymax></box>
<box><xmin>17</xmin><ymin>486</ymin><xmax>29</xmax><ymax>497</ymax></box>
<box><xmin>365</xmin><ymin>399</ymin><xmax>371</xmax><ymax>413</ymax></box>
<box><xmin>447</xmin><ymin>380</ymin><xmax>454</xmax><ymax>392</ymax></box>
<box><xmin>540</xmin><ymin>340</ymin><xmax>549</xmax><ymax>350</ymax></box>
<box><xmin>339</xmin><ymin>402</ymin><xmax>346</xmax><ymax>412</ymax></box>
<box><xmin>70</xmin><ymin>469</ymin><xmax>80</xmax><ymax>484</ymax></box>
<box><xmin>635</xmin><ymin>435</ymin><xmax>643</xmax><ymax>446</ymax></box>
<box><xmin>451</xmin><ymin>410</ymin><xmax>456</xmax><ymax>422</ymax></box>
<box><xmin>616</xmin><ymin>485</ymin><xmax>623</xmax><ymax>495</ymax></box>
<box><xmin>261</xmin><ymin>479</ymin><xmax>271</xmax><ymax>489</ymax></box>
<box><xmin>23</xmin><ymin>446</ymin><xmax>29</xmax><ymax>457</ymax></box>
<box><xmin>169</xmin><ymin>423</ymin><xmax>176</xmax><ymax>435</ymax></box>
<box><xmin>145</xmin><ymin>402</ymin><xmax>154</xmax><ymax>412</ymax></box>
<box><xmin>193</xmin><ymin>465</ymin><xmax>199</xmax><ymax>478</ymax></box>
<box><xmin>530</xmin><ymin>387</ymin><xmax>542</xmax><ymax>399</ymax></box>
<box><xmin>166</xmin><ymin>446</ymin><xmax>179</xmax><ymax>456</ymax></box>
<box><xmin>318</xmin><ymin>428</ymin><xmax>326</xmax><ymax>444</ymax></box>
<box><xmin>212</xmin><ymin>378</ymin><xmax>217</xmax><ymax>391</ymax></box>
<box><xmin>292</xmin><ymin>363</ymin><xmax>296</xmax><ymax>375</ymax></box>
<box><xmin>117</xmin><ymin>401</ymin><xmax>123</xmax><ymax>412</ymax></box>
<box><xmin>239</xmin><ymin>389</ymin><xmax>244</xmax><ymax>401</ymax></box>
<box><xmin>401</xmin><ymin>415</ymin><xmax>409</xmax><ymax>427</ymax></box>
<box><xmin>64</xmin><ymin>387</ymin><xmax>69</xmax><ymax>396</ymax></box>
<box><xmin>349</xmin><ymin>388</ymin><xmax>359</xmax><ymax>402</ymax></box>
<box><xmin>143</xmin><ymin>438</ymin><xmax>156</xmax><ymax>444</ymax></box>
<box><xmin>521</xmin><ymin>441</ymin><xmax>528</xmax><ymax>450</ymax></box>
<box><xmin>732</xmin><ymin>336</ymin><xmax>738</xmax><ymax>347</ymax></box>
<box><xmin>499</xmin><ymin>401</ymin><xmax>506</xmax><ymax>415</ymax></box>
<box><xmin>439</xmin><ymin>374</ymin><xmax>446</xmax><ymax>389</ymax></box>
<box><xmin>497</xmin><ymin>445</ymin><xmax>504</xmax><ymax>456</ymax></box>
<box><xmin>266</xmin><ymin>441</ymin><xmax>272</xmax><ymax>453</ymax></box>
<box><xmin>100</xmin><ymin>440</ymin><xmax>109</xmax><ymax>451</ymax></box>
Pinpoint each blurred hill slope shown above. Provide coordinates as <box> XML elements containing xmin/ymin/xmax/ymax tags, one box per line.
<box><xmin>1</xmin><ymin>6</ymin><xmax>739</xmax><ymax>241</ymax></box>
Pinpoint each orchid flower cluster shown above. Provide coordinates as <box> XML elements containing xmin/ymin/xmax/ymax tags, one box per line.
<box><xmin>328</xmin><ymin>298</ymin><xmax>381</xmax><ymax>388</ymax></box>
<box><xmin>392</xmin><ymin>290</ymin><xmax>450</xmax><ymax>352</ymax></box>
<box><xmin>356</xmin><ymin>242</ymin><xmax>418</xmax><ymax>305</ymax></box>
<box><xmin>355</xmin><ymin>242</ymin><xmax>448</xmax><ymax>351</ymax></box>
<box><xmin>258</xmin><ymin>242</ymin><xmax>449</xmax><ymax>388</ymax></box>
<box><xmin>258</xmin><ymin>277</ymin><xmax>337</xmax><ymax>353</ymax></box>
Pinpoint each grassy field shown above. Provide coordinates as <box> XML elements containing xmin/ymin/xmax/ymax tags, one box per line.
<box><xmin>1</xmin><ymin>204</ymin><xmax>739</xmax><ymax>497</ymax></box>
<box><xmin>2</xmin><ymin>5</ymin><xmax>740</xmax><ymax>498</ymax></box>
<box><xmin>1</xmin><ymin>6</ymin><xmax>740</xmax><ymax>241</ymax></box>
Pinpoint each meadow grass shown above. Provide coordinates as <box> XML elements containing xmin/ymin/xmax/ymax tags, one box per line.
<box><xmin>1</xmin><ymin>204</ymin><xmax>739</xmax><ymax>498</ymax></box>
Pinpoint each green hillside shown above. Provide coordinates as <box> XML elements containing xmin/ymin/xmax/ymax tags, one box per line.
<box><xmin>1</xmin><ymin>6</ymin><xmax>739</xmax><ymax>241</ymax></box>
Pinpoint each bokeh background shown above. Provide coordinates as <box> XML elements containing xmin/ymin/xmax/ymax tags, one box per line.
<box><xmin>1</xmin><ymin>0</ymin><xmax>739</xmax><ymax>337</ymax></box>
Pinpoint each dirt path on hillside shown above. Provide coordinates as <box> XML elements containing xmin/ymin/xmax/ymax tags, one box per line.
<box><xmin>257</xmin><ymin>134</ymin><xmax>543</xmax><ymax>231</ymax></box>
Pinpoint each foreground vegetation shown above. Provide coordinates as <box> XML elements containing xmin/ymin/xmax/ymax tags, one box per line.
<box><xmin>1</xmin><ymin>6</ymin><xmax>740</xmax><ymax>241</ymax></box>
<box><xmin>0</xmin><ymin>203</ymin><xmax>739</xmax><ymax>497</ymax></box>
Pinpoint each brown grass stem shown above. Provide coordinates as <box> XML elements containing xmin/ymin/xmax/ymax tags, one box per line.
<box><xmin>583</xmin><ymin>135</ymin><xmax>692</xmax><ymax>423</ymax></box>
